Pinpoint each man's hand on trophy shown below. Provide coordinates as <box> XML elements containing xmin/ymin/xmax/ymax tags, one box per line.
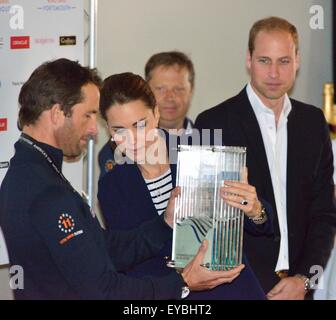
<box><xmin>220</xmin><ymin>167</ymin><xmax>263</xmax><ymax>220</ymax></box>
<box><xmin>164</xmin><ymin>187</ymin><xmax>181</xmax><ymax>228</ymax></box>
<box><xmin>181</xmin><ymin>240</ymin><xmax>245</xmax><ymax>291</ymax></box>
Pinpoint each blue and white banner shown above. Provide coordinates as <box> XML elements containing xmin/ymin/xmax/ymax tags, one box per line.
<box><xmin>0</xmin><ymin>0</ymin><xmax>84</xmax><ymax>265</ymax></box>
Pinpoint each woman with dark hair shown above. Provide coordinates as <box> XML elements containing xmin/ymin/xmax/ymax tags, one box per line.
<box><xmin>98</xmin><ymin>72</ymin><xmax>273</xmax><ymax>299</ymax></box>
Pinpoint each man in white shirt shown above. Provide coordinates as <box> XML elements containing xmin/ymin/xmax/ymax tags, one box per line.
<box><xmin>195</xmin><ymin>16</ymin><xmax>336</xmax><ymax>300</ymax></box>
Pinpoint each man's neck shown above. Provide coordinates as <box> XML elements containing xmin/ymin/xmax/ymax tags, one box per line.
<box><xmin>266</xmin><ymin>99</ymin><xmax>285</xmax><ymax>128</ymax></box>
<box><xmin>250</xmin><ymin>85</ymin><xmax>286</xmax><ymax>127</ymax></box>
<box><xmin>22</xmin><ymin>125</ymin><xmax>58</xmax><ymax>148</ymax></box>
<box><xmin>159</xmin><ymin>119</ymin><xmax>185</xmax><ymax>133</ymax></box>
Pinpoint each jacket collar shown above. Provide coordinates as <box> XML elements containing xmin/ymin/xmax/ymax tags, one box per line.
<box><xmin>19</xmin><ymin>133</ymin><xmax>64</xmax><ymax>171</ymax></box>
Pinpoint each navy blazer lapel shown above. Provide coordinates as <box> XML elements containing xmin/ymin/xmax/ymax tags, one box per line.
<box><xmin>235</xmin><ymin>91</ymin><xmax>275</xmax><ymax>196</ymax></box>
<box><xmin>286</xmin><ymin>102</ymin><xmax>300</xmax><ymax>235</ymax></box>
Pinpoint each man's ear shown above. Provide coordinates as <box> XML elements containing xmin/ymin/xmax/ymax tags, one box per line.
<box><xmin>190</xmin><ymin>85</ymin><xmax>195</xmax><ymax>97</ymax></box>
<box><xmin>50</xmin><ymin>104</ymin><xmax>63</xmax><ymax>126</ymax></box>
<box><xmin>246</xmin><ymin>49</ymin><xmax>252</xmax><ymax>71</ymax></box>
<box><xmin>295</xmin><ymin>50</ymin><xmax>301</xmax><ymax>72</ymax></box>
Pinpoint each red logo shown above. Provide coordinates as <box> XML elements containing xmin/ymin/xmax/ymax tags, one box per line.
<box><xmin>0</xmin><ymin>118</ymin><xmax>7</xmax><ymax>132</ymax></box>
<box><xmin>10</xmin><ymin>36</ymin><xmax>30</xmax><ymax>49</ymax></box>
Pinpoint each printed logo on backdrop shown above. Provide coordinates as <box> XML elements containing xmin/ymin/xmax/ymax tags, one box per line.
<box><xmin>0</xmin><ymin>118</ymin><xmax>7</xmax><ymax>132</ymax></box>
<box><xmin>34</xmin><ymin>37</ymin><xmax>55</xmax><ymax>46</ymax></box>
<box><xmin>37</xmin><ymin>0</ymin><xmax>76</xmax><ymax>12</ymax></box>
<box><xmin>11</xmin><ymin>80</ymin><xmax>24</xmax><ymax>87</ymax></box>
<box><xmin>0</xmin><ymin>162</ymin><xmax>9</xmax><ymax>170</ymax></box>
<box><xmin>10</xmin><ymin>36</ymin><xmax>30</xmax><ymax>49</ymax></box>
<box><xmin>59</xmin><ymin>35</ymin><xmax>76</xmax><ymax>46</ymax></box>
<box><xmin>0</xmin><ymin>36</ymin><xmax>4</xmax><ymax>49</ymax></box>
<box><xmin>0</xmin><ymin>0</ymin><xmax>10</xmax><ymax>14</ymax></box>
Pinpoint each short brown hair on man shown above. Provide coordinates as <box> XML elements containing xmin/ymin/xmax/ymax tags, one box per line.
<box><xmin>18</xmin><ymin>58</ymin><xmax>101</xmax><ymax>130</ymax></box>
<box><xmin>145</xmin><ymin>51</ymin><xmax>195</xmax><ymax>88</ymax></box>
<box><xmin>248</xmin><ymin>16</ymin><xmax>299</xmax><ymax>56</ymax></box>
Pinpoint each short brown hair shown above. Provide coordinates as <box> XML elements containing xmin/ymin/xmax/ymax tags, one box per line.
<box><xmin>145</xmin><ymin>51</ymin><xmax>195</xmax><ymax>88</ymax></box>
<box><xmin>99</xmin><ymin>72</ymin><xmax>156</xmax><ymax>121</ymax></box>
<box><xmin>18</xmin><ymin>58</ymin><xmax>101</xmax><ymax>130</ymax></box>
<box><xmin>248</xmin><ymin>17</ymin><xmax>299</xmax><ymax>55</ymax></box>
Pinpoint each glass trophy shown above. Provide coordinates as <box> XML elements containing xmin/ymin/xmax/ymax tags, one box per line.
<box><xmin>167</xmin><ymin>145</ymin><xmax>246</xmax><ymax>271</ymax></box>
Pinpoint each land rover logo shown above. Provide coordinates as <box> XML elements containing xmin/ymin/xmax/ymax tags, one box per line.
<box><xmin>59</xmin><ymin>36</ymin><xmax>76</xmax><ymax>46</ymax></box>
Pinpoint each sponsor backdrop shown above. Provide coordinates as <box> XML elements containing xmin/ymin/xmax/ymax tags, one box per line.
<box><xmin>0</xmin><ymin>0</ymin><xmax>84</xmax><ymax>265</ymax></box>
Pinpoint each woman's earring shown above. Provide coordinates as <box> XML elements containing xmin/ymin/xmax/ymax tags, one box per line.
<box><xmin>110</xmin><ymin>136</ymin><xmax>114</xmax><ymax>142</ymax></box>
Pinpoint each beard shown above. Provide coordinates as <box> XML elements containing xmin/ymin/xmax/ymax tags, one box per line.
<box><xmin>56</xmin><ymin>121</ymin><xmax>84</xmax><ymax>159</ymax></box>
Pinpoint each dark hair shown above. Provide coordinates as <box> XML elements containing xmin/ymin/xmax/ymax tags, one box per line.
<box><xmin>248</xmin><ymin>17</ymin><xmax>299</xmax><ymax>56</ymax></box>
<box><xmin>18</xmin><ymin>58</ymin><xmax>102</xmax><ymax>130</ymax></box>
<box><xmin>145</xmin><ymin>51</ymin><xmax>195</xmax><ymax>88</ymax></box>
<box><xmin>99</xmin><ymin>72</ymin><xmax>156</xmax><ymax>121</ymax></box>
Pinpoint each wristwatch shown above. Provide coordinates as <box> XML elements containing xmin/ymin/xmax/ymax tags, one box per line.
<box><xmin>295</xmin><ymin>274</ymin><xmax>312</xmax><ymax>291</ymax></box>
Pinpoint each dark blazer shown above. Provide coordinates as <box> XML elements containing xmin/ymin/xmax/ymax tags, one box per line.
<box><xmin>194</xmin><ymin>88</ymin><xmax>336</xmax><ymax>292</ymax></box>
<box><xmin>98</xmin><ymin>132</ymin><xmax>274</xmax><ymax>300</ymax></box>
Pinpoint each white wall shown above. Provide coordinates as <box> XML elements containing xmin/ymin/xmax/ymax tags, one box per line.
<box><xmin>0</xmin><ymin>266</ymin><xmax>12</xmax><ymax>300</ymax></box>
<box><xmin>97</xmin><ymin>0</ymin><xmax>332</xmax><ymax>116</ymax></box>
<box><xmin>93</xmin><ymin>0</ymin><xmax>332</xmax><ymax>218</ymax></box>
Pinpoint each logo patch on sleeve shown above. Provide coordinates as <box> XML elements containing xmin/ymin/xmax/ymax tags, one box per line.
<box><xmin>58</xmin><ymin>213</ymin><xmax>75</xmax><ymax>233</ymax></box>
<box><xmin>58</xmin><ymin>213</ymin><xmax>84</xmax><ymax>245</ymax></box>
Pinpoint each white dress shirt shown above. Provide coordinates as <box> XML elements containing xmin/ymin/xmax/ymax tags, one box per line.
<box><xmin>246</xmin><ymin>83</ymin><xmax>291</xmax><ymax>272</ymax></box>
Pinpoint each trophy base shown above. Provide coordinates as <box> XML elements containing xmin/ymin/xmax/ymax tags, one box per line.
<box><xmin>171</xmin><ymin>216</ymin><xmax>243</xmax><ymax>271</ymax></box>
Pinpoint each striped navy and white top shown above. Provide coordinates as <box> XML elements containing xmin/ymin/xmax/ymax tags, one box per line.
<box><xmin>144</xmin><ymin>169</ymin><xmax>173</xmax><ymax>216</ymax></box>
